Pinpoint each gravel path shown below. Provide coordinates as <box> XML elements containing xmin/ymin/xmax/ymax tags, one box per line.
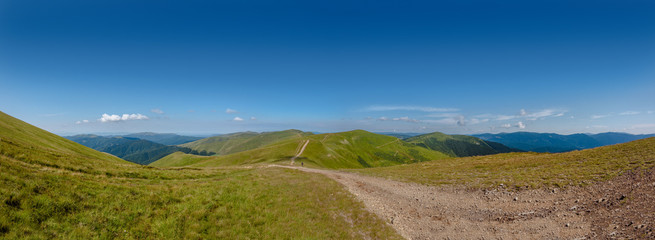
<box><xmin>290</xmin><ymin>140</ymin><xmax>309</xmax><ymax>165</ymax></box>
<box><xmin>275</xmin><ymin>165</ymin><xmax>591</xmax><ymax>240</ymax></box>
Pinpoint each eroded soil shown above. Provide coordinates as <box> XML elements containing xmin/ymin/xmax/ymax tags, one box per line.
<box><xmin>276</xmin><ymin>165</ymin><xmax>655</xmax><ymax>239</ymax></box>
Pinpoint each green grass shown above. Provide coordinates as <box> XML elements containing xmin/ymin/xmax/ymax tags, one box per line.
<box><xmin>405</xmin><ymin>132</ymin><xmax>516</xmax><ymax>157</ymax></box>
<box><xmin>180</xmin><ymin>129</ymin><xmax>313</xmax><ymax>155</ymax></box>
<box><xmin>353</xmin><ymin>137</ymin><xmax>655</xmax><ymax>189</ymax></box>
<box><xmin>153</xmin><ymin>130</ymin><xmax>451</xmax><ymax>169</ymax></box>
<box><xmin>0</xmin><ymin>111</ymin><xmax>402</xmax><ymax>239</ymax></box>
<box><xmin>149</xmin><ymin>151</ymin><xmax>212</xmax><ymax>167</ymax></box>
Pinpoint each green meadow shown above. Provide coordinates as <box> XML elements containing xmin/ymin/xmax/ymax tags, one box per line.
<box><xmin>0</xmin><ymin>111</ymin><xmax>401</xmax><ymax>239</ymax></box>
<box><xmin>354</xmin><ymin>137</ymin><xmax>655</xmax><ymax>189</ymax></box>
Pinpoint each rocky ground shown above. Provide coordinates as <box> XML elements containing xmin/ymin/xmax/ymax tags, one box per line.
<box><xmin>277</xmin><ymin>165</ymin><xmax>655</xmax><ymax>239</ymax></box>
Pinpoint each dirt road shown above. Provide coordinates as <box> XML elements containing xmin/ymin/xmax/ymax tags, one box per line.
<box><xmin>290</xmin><ymin>140</ymin><xmax>309</xmax><ymax>165</ymax></box>
<box><xmin>275</xmin><ymin>165</ymin><xmax>594</xmax><ymax>239</ymax></box>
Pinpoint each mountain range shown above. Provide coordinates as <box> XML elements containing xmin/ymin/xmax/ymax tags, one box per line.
<box><xmin>3</xmin><ymin>109</ymin><xmax>655</xmax><ymax>239</ymax></box>
<box><xmin>180</xmin><ymin>129</ymin><xmax>313</xmax><ymax>155</ymax></box>
<box><xmin>153</xmin><ymin>130</ymin><xmax>452</xmax><ymax>168</ymax></box>
<box><xmin>405</xmin><ymin>132</ymin><xmax>521</xmax><ymax>157</ymax></box>
<box><xmin>65</xmin><ymin>134</ymin><xmax>214</xmax><ymax>165</ymax></box>
<box><xmin>121</xmin><ymin>132</ymin><xmax>202</xmax><ymax>145</ymax></box>
<box><xmin>473</xmin><ymin>132</ymin><xmax>655</xmax><ymax>153</ymax></box>
<box><xmin>151</xmin><ymin>129</ymin><xmax>527</xmax><ymax>168</ymax></box>
<box><xmin>64</xmin><ymin>129</ymin><xmax>655</xmax><ymax>166</ymax></box>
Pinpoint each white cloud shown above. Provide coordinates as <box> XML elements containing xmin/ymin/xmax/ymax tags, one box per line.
<box><xmin>525</xmin><ymin>109</ymin><xmax>562</xmax><ymax>119</ymax></box>
<box><xmin>452</xmin><ymin>116</ymin><xmax>487</xmax><ymax>126</ymax></box>
<box><xmin>631</xmin><ymin>123</ymin><xmax>655</xmax><ymax>129</ymax></box>
<box><xmin>233</xmin><ymin>116</ymin><xmax>244</xmax><ymax>121</ymax></box>
<box><xmin>496</xmin><ymin>115</ymin><xmax>516</xmax><ymax>121</ymax></box>
<box><xmin>392</xmin><ymin>116</ymin><xmax>420</xmax><ymax>123</ymax></box>
<box><xmin>423</xmin><ymin>118</ymin><xmax>458</xmax><ymax>125</ymax></box>
<box><xmin>427</xmin><ymin>113</ymin><xmax>460</xmax><ymax>118</ymax></box>
<box><xmin>500</xmin><ymin>123</ymin><xmax>512</xmax><ymax>128</ymax></box>
<box><xmin>517</xmin><ymin>121</ymin><xmax>526</xmax><ymax>129</ymax></box>
<box><xmin>99</xmin><ymin>113</ymin><xmax>149</xmax><ymax>122</ymax></box>
<box><xmin>469</xmin><ymin>118</ymin><xmax>489</xmax><ymax>124</ymax></box>
<box><xmin>520</xmin><ymin>109</ymin><xmax>527</xmax><ymax>116</ymax></box>
<box><xmin>75</xmin><ymin>120</ymin><xmax>90</xmax><ymax>125</ymax></box>
<box><xmin>619</xmin><ymin>111</ymin><xmax>640</xmax><ymax>115</ymax></box>
<box><xmin>250</xmin><ymin>117</ymin><xmax>256</xmax><ymax>120</ymax></box>
<box><xmin>456</xmin><ymin>116</ymin><xmax>465</xmax><ymax>126</ymax></box>
<box><xmin>591</xmin><ymin>114</ymin><xmax>610</xmax><ymax>119</ymax></box>
<box><xmin>493</xmin><ymin>109</ymin><xmax>565</xmax><ymax>121</ymax></box>
<box><xmin>226</xmin><ymin>108</ymin><xmax>238</xmax><ymax>114</ymax></box>
<box><xmin>150</xmin><ymin>108</ymin><xmax>164</xmax><ymax>114</ymax></box>
<box><xmin>364</xmin><ymin>105</ymin><xmax>458</xmax><ymax>112</ymax></box>
<box><xmin>378</xmin><ymin>117</ymin><xmax>389</xmax><ymax>121</ymax></box>
<box><xmin>586</xmin><ymin>125</ymin><xmax>608</xmax><ymax>129</ymax></box>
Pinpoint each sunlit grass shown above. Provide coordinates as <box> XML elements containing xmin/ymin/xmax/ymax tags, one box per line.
<box><xmin>0</xmin><ymin>111</ymin><xmax>401</xmax><ymax>239</ymax></box>
<box><xmin>353</xmin><ymin>138</ymin><xmax>655</xmax><ymax>189</ymax></box>
<box><xmin>153</xmin><ymin>130</ymin><xmax>450</xmax><ymax>169</ymax></box>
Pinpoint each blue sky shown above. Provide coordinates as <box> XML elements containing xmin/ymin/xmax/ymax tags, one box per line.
<box><xmin>1</xmin><ymin>0</ymin><xmax>654</xmax><ymax>135</ymax></box>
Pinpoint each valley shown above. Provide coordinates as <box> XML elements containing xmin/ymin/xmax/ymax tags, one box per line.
<box><xmin>1</xmin><ymin>110</ymin><xmax>654</xmax><ymax>239</ymax></box>
<box><xmin>4</xmin><ymin>1</ymin><xmax>653</xmax><ymax>239</ymax></box>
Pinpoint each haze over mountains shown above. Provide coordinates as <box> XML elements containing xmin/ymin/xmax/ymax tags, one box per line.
<box><xmin>473</xmin><ymin>132</ymin><xmax>655</xmax><ymax>153</ymax></box>
<box><xmin>63</xmin><ymin>128</ymin><xmax>655</xmax><ymax>166</ymax></box>
<box><xmin>3</xmin><ymin>109</ymin><xmax>655</xmax><ymax>239</ymax></box>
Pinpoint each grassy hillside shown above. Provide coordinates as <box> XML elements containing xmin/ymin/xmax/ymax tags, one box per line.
<box><xmin>149</xmin><ymin>151</ymin><xmax>212</xmax><ymax>167</ymax></box>
<box><xmin>66</xmin><ymin>135</ymin><xmax>213</xmax><ymax>165</ymax></box>
<box><xmin>0</xmin><ymin>111</ymin><xmax>402</xmax><ymax>239</ymax></box>
<box><xmin>0</xmin><ymin>111</ymin><xmax>130</xmax><ymax>174</ymax></box>
<box><xmin>180</xmin><ymin>129</ymin><xmax>313</xmax><ymax>155</ymax></box>
<box><xmin>405</xmin><ymin>132</ymin><xmax>518</xmax><ymax>157</ymax></box>
<box><xmin>154</xmin><ymin>130</ymin><xmax>450</xmax><ymax>169</ymax></box>
<box><xmin>354</xmin><ymin>137</ymin><xmax>655</xmax><ymax>189</ymax></box>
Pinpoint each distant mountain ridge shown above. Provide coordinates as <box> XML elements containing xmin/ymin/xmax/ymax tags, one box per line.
<box><xmin>65</xmin><ymin>134</ymin><xmax>214</xmax><ymax>165</ymax></box>
<box><xmin>180</xmin><ymin>129</ymin><xmax>313</xmax><ymax>155</ymax></box>
<box><xmin>473</xmin><ymin>132</ymin><xmax>655</xmax><ymax>153</ymax></box>
<box><xmin>153</xmin><ymin>130</ymin><xmax>451</xmax><ymax>169</ymax></box>
<box><xmin>405</xmin><ymin>132</ymin><xmax>520</xmax><ymax>157</ymax></box>
<box><xmin>152</xmin><ymin>130</ymin><xmax>519</xmax><ymax>168</ymax></box>
<box><xmin>122</xmin><ymin>132</ymin><xmax>202</xmax><ymax>145</ymax></box>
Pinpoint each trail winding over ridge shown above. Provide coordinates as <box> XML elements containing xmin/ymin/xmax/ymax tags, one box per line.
<box><xmin>274</xmin><ymin>165</ymin><xmax>591</xmax><ymax>240</ymax></box>
<box><xmin>290</xmin><ymin>140</ymin><xmax>309</xmax><ymax>165</ymax></box>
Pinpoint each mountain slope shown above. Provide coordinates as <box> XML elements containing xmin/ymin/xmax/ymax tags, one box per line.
<box><xmin>356</xmin><ymin>137</ymin><xmax>655</xmax><ymax>189</ymax></box>
<box><xmin>149</xmin><ymin>151</ymin><xmax>212</xmax><ymax>167</ymax></box>
<box><xmin>0</xmin><ymin>111</ymin><xmax>128</xmax><ymax>171</ymax></box>
<box><xmin>123</xmin><ymin>132</ymin><xmax>202</xmax><ymax>145</ymax></box>
<box><xmin>474</xmin><ymin>132</ymin><xmax>655</xmax><ymax>153</ymax></box>
<box><xmin>405</xmin><ymin>132</ymin><xmax>519</xmax><ymax>157</ymax></box>
<box><xmin>180</xmin><ymin>129</ymin><xmax>313</xmax><ymax>155</ymax></box>
<box><xmin>589</xmin><ymin>132</ymin><xmax>655</xmax><ymax>146</ymax></box>
<box><xmin>153</xmin><ymin>130</ymin><xmax>450</xmax><ymax>168</ymax></box>
<box><xmin>473</xmin><ymin>132</ymin><xmax>602</xmax><ymax>152</ymax></box>
<box><xmin>0</xmin><ymin>111</ymin><xmax>401</xmax><ymax>239</ymax></box>
<box><xmin>66</xmin><ymin>135</ymin><xmax>213</xmax><ymax>165</ymax></box>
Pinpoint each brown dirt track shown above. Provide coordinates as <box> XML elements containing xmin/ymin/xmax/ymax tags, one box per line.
<box><xmin>276</xmin><ymin>165</ymin><xmax>655</xmax><ymax>239</ymax></box>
